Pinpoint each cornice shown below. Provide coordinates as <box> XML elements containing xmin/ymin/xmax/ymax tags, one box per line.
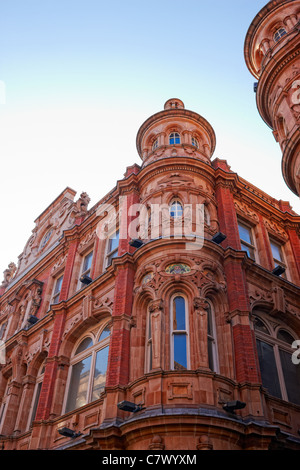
<box><xmin>214</xmin><ymin>166</ymin><xmax>300</xmax><ymax>222</ymax></box>
<box><xmin>256</xmin><ymin>35</ymin><xmax>300</xmax><ymax>126</ymax></box>
<box><xmin>137</xmin><ymin>156</ymin><xmax>215</xmax><ymax>189</ymax></box>
<box><xmin>132</xmin><ymin>236</ymin><xmax>224</xmax><ymax>266</ymax></box>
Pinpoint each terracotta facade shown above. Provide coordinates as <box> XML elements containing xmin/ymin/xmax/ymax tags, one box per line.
<box><xmin>244</xmin><ymin>0</ymin><xmax>300</xmax><ymax>196</ymax></box>
<box><xmin>0</xmin><ymin>94</ymin><xmax>300</xmax><ymax>451</ymax></box>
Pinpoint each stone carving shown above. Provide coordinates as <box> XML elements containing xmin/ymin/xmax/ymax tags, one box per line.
<box><xmin>93</xmin><ymin>296</ymin><xmax>114</xmax><ymax>311</ymax></box>
<box><xmin>234</xmin><ymin>200</ymin><xmax>259</xmax><ymax>222</ymax></box>
<box><xmin>249</xmin><ymin>286</ymin><xmax>273</xmax><ymax>307</ymax></box>
<box><xmin>73</xmin><ymin>192</ymin><xmax>91</xmax><ymax>217</ymax></box>
<box><xmin>157</xmin><ymin>173</ymin><xmax>194</xmax><ymax>188</ymax></box>
<box><xmin>148</xmin><ymin>435</ymin><xmax>165</xmax><ymax>451</ymax></box>
<box><xmin>1</xmin><ymin>262</ymin><xmax>17</xmax><ymax>287</ymax></box>
<box><xmin>51</xmin><ymin>254</ymin><xmax>68</xmax><ymax>274</ymax></box>
<box><xmin>264</xmin><ymin>218</ymin><xmax>288</xmax><ymax>240</ymax></box>
<box><xmin>15</xmin><ymin>190</ymin><xmax>82</xmax><ymax>276</ymax></box>
<box><xmin>134</xmin><ymin>256</ymin><xmax>226</xmax><ymax>300</ymax></box>
<box><xmin>197</xmin><ymin>435</ymin><xmax>213</xmax><ymax>451</ymax></box>
<box><xmin>78</xmin><ymin>231</ymin><xmax>96</xmax><ymax>251</ymax></box>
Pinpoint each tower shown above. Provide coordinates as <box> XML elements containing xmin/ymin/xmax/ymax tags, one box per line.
<box><xmin>244</xmin><ymin>0</ymin><xmax>300</xmax><ymax>196</ymax></box>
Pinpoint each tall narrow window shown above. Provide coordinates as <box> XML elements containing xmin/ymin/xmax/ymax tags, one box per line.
<box><xmin>0</xmin><ymin>321</ymin><xmax>7</xmax><ymax>341</ymax></box>
<box><xmin>191</xmin><ymin>137</ymin><xmax>198</xmax><ymax>148</ymax></box>
<box><xmin>269</xmin><ymin>238</ymin><xmax>286</xmax><ymax>277</ymax></box>
<box><xmin>146</xmin><ymin>309</ymin><xmax>152</xmax><ymax>372</ymax></box>
<box><xmin>78</xmin><ymin>251</ymin><xmax>93</xmax><ymax>289</ymax></box>
<box><xmin>171</xmin><ymin>295</ymin><xmax>189</xmax><ymax>370</ymax></box>
<box><xmin>27</xmin><ymin>362</ymin><xmax>45</xmax><ymax>429</ymax></box>
<box><xmin>106</xmin><ymin>230</ymin><xmax>119</xmax><ymax>267</ymax></box>
<box><xmin>51</xmin><ymin>275</ymin><xmax>63</xmax><ymax>304</ymax></box>
<box><xmin>152</xmin><ymin>138</ymin><xmax>158</xmax><ymax>151</ymax></box>
<box><xmin>169</xmin><ymin>200</ymin><xmax>183</xmax><ymax>219</ymax></box>
<box><xmin>206</xmin><ymin>301</ymin><xmax>218</xmax><ymax>372</ymax></box>
<box><xmin>169</xmin><ymin>132</ymin><xmax>180</xmax><ymax>145</ymax></box>
<box><xmin>64</xmin><ymin>324</ymin><xmax>110</xmax><ymax>413</ymax></box>
<box><xmin>238</xmin><ymin>221</ymin><xmax>256</xmax><ymax>261</ymax></box>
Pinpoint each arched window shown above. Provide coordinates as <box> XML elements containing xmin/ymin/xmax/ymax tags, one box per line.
<box><xmin>27</xmin><ymin>361</ymin><xmax>46</xmax><ymax>429</ymax></box>
<box><xmin>169</xmin><ymin>199</ymin><xmax>183</xmax><ymax>219</ymax></box>
<box><xmin>152</xmin><ymin>138</ymin><xmax>158</xmax><ymax>151</ymax></box>
<box><xmin>206</xmin><ymin>301</ymin><xmax>219</xmax><ymax>372</ymax></box>
<box><xmin>254</xmin><ymin>315</ymin><xmax>300</xmax><ymax>405</ymax></box>
<box><xmin>274</xmin><ymin>27</ymin><xmax>287</xmax><ymax>43</ymax></box>
<box><xmin>191</xmin><ymin>137</ymin><xmax>198</xmax><ymax>148</ymax></box>
<box><xmin>145</xmin><ymin>308</ymin><xmax>152</xmax><ymax>372</ymax></box>
<box><xmin>64</xmin><ymin>323</ymin><xmax>111</xmax><ymax>413</ymax></box>
<box><xmin>170</xmin><ymin>295</ymin><xmax>189</xmax><ymax>370</ymax></box>
<box><xmin>169</xmin><ymin>132</ymin><xmax>180</xmax><ymax>145</ymax></box>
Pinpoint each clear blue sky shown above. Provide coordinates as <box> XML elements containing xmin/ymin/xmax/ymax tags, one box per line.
<box><xmin>0</xmin><ymin>0</ymin><xmax>299</xmax><ymax>272</ymax></box>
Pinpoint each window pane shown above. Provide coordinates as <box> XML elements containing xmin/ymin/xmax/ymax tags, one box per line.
<box><xmin>83</xmin><ymin>252</ymin><xmax>93</xmax><ymax>272</ymax></box>
<box><xmin>99</xmin><ymin>327</ymin><xmax>110</xmax><ymax>342</ymax></box>
<box><xmin>256</xmin><ymin>339</ymin><xmax>281</xmax><ymax>399</ymax></box>
<box><xmin>279</xmin><ymin>349</ymin><xmax>300</xmax><ymax>405</ymax></box>
<box><xmin>270</xmin><ymin>241</ymin><xmax>282</xmax><ymax>261</ymax></box>
<box><xmin>277</xmin><ymin>330</ymin><xmax>294</xmax><ymax>345</ymax></box>
<box><xmin>173</xmin><ymin>296</ymin><xmax>186</xmax><ymax>330</ymax></box>
<box><xmin>148</xmin><ymin>342</ymin><xmax>152</xmax><ymax>371</ymax></box>
<box><xmin>75</xmin><ymin>337</ymin><xmax>93</xmax><ymax>355</ymax></box>
<box><xmin>92</xmin><ymin>346</ymin><xmax>109</xmax><ymax>401</ymax></box>
<box><xmin>54</xmin><ymin>276</ymin><xmax>63</xmax><ymax>295</ymax></box>
<box><xmin>170</xmin><ymin>201</ymin><xmax>183</xmax><ymax>218</ymax></box>
<box><xmin>109</xmin><ymin>231</ymin><xmax>119</xmax><ymax>253</ymax></box>
<box><xmin>241</xmin><ymin>242</ymin><xmax>255</xmax><ymax>260</ymax></box>
<box><xmin>208</xmin><ymin>338</ymin><xmax>214</xmax><ymax>371</ymax></box>
<box><xmin>254</xmin><ymin>318</ymin><xmax>270</xmax><ymax>335</ymax></box>
<box><xmin>207</xmin><ymin>304</ymin><xmax>213</xmax><ymax>336</ymax></box>
<box><xmin>174</xmin><ymin>334</ymin><xmax>187</xmax><ymax>370</ymax></box>
<box><xmin>238</xmin><ymin>223</ymin><xmax>252</xmax><ymax>244</ymax></box>
<box><xmin>30</xmin><ymin>382</ymin><xmax>42</xmax><ymax>425</ymax></box>
<box><xmin>107</xmin><ymin>251</ymin><xmax>118</xmax><ymax>266</ymax></box>
<box><xmin>65</xmin><ymin>356</ymin><xmax>92</xmax><ymax>412</ymax></box>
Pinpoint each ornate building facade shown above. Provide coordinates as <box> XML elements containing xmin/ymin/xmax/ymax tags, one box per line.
<box><xmin>244</xmin><ymin>0</ymin><xmax>300</xmax><ymax>197</ymax></box>
<box><xmin>0</xmin><ymin>96</ymin><xmax>299</xmax><ymax>451</ymax></box>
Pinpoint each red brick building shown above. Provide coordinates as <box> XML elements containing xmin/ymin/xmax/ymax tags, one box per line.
<box><xmin>0</xmin><ymin>94</ymin><xmax>299</xmax><ymax>451</ymax></box>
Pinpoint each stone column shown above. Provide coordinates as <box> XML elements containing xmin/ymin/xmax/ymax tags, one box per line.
<box><xmin>13</xmin><ymin>374</ymin><xmax>35</xmax><ymax>434</ymax></box>
<box><xmin>149</xmin><ymin>299</ymin><xmax>164</xmax><ymax>370</ymax></box>
<box><xmin>1</xmin><ymin>380</ymin><xmax>22</xmax><ymax>435</ymax></box>
<box><xmin>194</xmin><ymin>297</ymin><xmax>209</xmax><ymax>369</ymax></box>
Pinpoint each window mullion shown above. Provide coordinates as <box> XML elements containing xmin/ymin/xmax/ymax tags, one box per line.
<box><xmin>274</xmin><ymin>344</ymin><xmax>288</xmax><ymax>401</ymax></box>
<box><xmin>88</xmin><ymin>350</ymin><xmax>97</xmax><ymax>404</ymax></box>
